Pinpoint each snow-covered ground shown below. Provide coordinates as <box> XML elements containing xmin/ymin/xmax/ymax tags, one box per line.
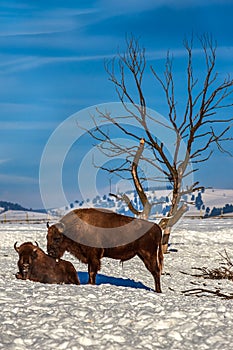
<box><xmin>1</xmin><ymin>219</ymin><xmax>233</xmax><ymax>349</ymax></box>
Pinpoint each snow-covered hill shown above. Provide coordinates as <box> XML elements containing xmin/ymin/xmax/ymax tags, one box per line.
<box><xmin>2</xmin><ymin>188</ymin><xmax>232</xmax><ymax>223</ymax></box>
<box><xmin>185</xmin><ymin>188</ymin><xmax>233</xmax><ymax>217</ymax></box>
<box><xmin>49</xmin><ymin>188</ymin><xmax>233</xmax><ymax>219</ymax></box>
<box><xmin>0</xmin><ymin>210</ymin><xmax>59</xmax><ymax>223</ymax></box>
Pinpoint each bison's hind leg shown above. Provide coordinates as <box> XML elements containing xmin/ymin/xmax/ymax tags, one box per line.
<box><xmin>69</xmin><ymin>272</ymin><xmax>80</xmax><ymax>285</ymax></box>
<box><xmin>66</xmin><ymin>264</ymin><xmax>80</xmax><ymax>285</ymax></box>
<box><xmin>137</xmin><ymin>250</ymin><xmax>162</xmax><ymax>293</ymax></box>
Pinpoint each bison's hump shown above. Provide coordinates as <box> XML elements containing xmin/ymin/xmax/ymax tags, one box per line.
<box><xmin>58</xmin><ymin>208</ymin><xmax>155</xmax><ymax>248</ymax></box>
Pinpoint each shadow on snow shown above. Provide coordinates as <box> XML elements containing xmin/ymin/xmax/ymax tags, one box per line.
<box><xmin>77</xmin><ymin>271</ymin><xmax>153</xmax><ymax>291</ymax></box>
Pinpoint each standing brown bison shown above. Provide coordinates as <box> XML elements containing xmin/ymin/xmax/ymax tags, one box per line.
<box><xmin>14</xmin><ymin>241</ymin><xmax>79</xmax><ymax>285</ymax></box>
<box><xmin>46</xmin><ymin>208</ymin><xmax>163</xmax><ymax>292</ymax></box>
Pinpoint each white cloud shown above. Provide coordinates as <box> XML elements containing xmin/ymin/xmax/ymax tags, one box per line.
<box><xmin>0</xmin><ymin>120</ymin><xmax>56</xmax><ymax>131</ymax></box>
<box><xmin>215</xmin><ymin>46</ymin><xmax>233</xmax><ymax>59</ymax></box>
<box><xmin>0</xmin><ymin>6</ymin><xmax>99</xmax><ymax>37</ymax></box>
<box><xmin>45</xmin><ymin>8</ymin><xmax>98</xmax><ymax>18</ymax></box>
<box><xmin>147</xmin><ymin>45</ymin><xmax>233</xmax><ymax>62</ymax></box>
<box><xmin>0</xmin><ymin>159</ymin><xmax>10</xmax><ymax>165</ymax></box>
<box><xmin>100</xmin><ymin>0</ymin><xmax>233</xmax><ymax>14</ymax></box>
<box><xmin>0</xmin><ymin>2</ymin><xmax>33</xmax><ymax>10</ymax></box>
<box><xmin>0</xmin><ymin>53</ymin><xmax>113</xmax><ymax>74</ymax></box>
<box><xmin>0</xmin><ymin>173</ymin><xmax>37</xmax><ymax>185</ymax></box>
<box><xmin>0</xmin><ymin>16</ymin><xmax>74</xmax><ymax>37</ymax></box>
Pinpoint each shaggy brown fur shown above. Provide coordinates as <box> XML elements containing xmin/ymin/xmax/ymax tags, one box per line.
<box><xmin>14</xmin><ymin>241</ymin><xmax>80</xmax><ymax>285</ymax></box>
<box><xmin>47</xmin><ymin>208</ymin><xmax>163</xmax><ymax>292</ymax></box>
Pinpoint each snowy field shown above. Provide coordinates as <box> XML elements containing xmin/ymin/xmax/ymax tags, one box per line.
<box><xmin>1</xmin><ymin>219</ymin><xmax>233</xmax><ymax>350</ymax></box>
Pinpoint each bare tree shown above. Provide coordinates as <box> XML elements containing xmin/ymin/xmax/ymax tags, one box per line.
<box><xmin>86</xmin><ymin>34</ymin><xmax>233</xmax><ymax>253</ymax></box>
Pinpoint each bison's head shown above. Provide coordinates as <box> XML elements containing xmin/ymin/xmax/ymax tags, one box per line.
<box><xmin>14</xmin><ymin>242</ymin><xmax>39</xmax><ymax>279</ymax></box>
<box><xmin>46</xmin><ymin>222</ymin><xmax>66</xmax><ymax>258</ymax></box>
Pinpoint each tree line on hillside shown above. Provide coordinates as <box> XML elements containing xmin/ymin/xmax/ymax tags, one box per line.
<box><xmin>0</xmin><ymin>201</ymin><xmax>29</xmax><ymax>212</ymax></box>
<box><xmin>205</xmin><ymin>203</ymin><xmax>233</xmax><ymax>217</ymax></box>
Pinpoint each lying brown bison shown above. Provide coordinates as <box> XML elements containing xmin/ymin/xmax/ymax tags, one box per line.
<box><xmin>47</xmin><ymin>208</ymin><xmax>163</xmax><ymax>292</ymax></box>
<box><xmin>14</xmin><ymin>241</ymin><xmax>79</xmax><ymax>285</ymax></box>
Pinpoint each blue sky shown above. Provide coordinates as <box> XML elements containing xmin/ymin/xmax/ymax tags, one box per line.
<box><xmin>0</xmin><ymin>0</ymin><xmax>233</xmax><ymax>209</ymax></box>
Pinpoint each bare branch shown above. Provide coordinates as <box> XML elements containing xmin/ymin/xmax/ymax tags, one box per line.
<box><xmin>109</xmin><ymin>193</ymin><xmax>140</xmax><ymax>216</ymax></box>
<box><xmin>182</xmin><ymin>288</ymin><xmax>233</xmax><ymax>299</ymax></box>
<box><xmin>131</xmin><ymin>138</ymin><xmax>148</xmax><ymax>206</ymax></box>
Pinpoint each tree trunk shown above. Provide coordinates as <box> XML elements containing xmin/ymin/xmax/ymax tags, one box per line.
<box><xmin>162</xmin><ymin>226</ymin><xmax>171</xmax><ymax>254</ymax></box>
<box><xmin>160</xmin><ymin>203</ymin><xmax>188</xmax><ymax>253</ymax></box>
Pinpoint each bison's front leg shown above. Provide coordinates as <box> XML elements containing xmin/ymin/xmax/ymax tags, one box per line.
<box><xmin>88</xmin><ymin>262</ymin><xmax>97</xmax><ymax>284</ymax></box>
<box><xmin>86</xmin><ymin>248</ymin><xmax>103</xmax><ymax>285</ymax></box>
<box><xmin>88</xmin><ymin>257</ymin><xmax>102</xmax><ymax>284</ymax></box>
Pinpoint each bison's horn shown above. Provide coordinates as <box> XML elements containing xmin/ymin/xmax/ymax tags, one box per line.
<box><xmin>47</xmin><ymin>222</ymin><xmax>50</xmax><ymax>228</ymax></box>
<box><xmin>35</xmin><ymin>241</ymin><xmax>39</xmax><ymax>247</ymax></box>
<box><xmin>14</xmin><ymin>242</ymin><xmax>19</xmax><ymax>252</ymax></box>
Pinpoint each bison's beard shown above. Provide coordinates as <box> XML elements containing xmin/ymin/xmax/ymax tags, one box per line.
<box><xmin>21</xmin><ymin>267</ymin><xmax>30</xmax><ymax>279</ymax></box>
<box><xmin>47</xmin><ymin>248</ymin><xmax>63</xmax><ymax>259</ymax></box>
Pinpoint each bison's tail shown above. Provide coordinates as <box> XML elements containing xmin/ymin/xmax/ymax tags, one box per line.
<box><xmin>157</xmin><ymin>240</ymin><xmax>163</xmax><ymax>276</ymax></box>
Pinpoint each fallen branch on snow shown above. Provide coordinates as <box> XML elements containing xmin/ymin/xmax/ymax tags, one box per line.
<box><xmin>181</xmin><ymin>250</ymin><xmax>233</xmax><ymax>298</ymax></box>
<box><xmin>182</xmin><ymin>249</ymin><xmax>233</xmax><ymax>281</ymax></box>
<box><xmin>182</xmin><ymin>287</ymin><xmax>233</xmax><ymax>299</ymax></box>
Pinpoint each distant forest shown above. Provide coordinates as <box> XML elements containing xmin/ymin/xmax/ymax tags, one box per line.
<box><xmin>0</xmin><ymin>201</ymin><xmax>28</xmax><ymax>212</ymax></box>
